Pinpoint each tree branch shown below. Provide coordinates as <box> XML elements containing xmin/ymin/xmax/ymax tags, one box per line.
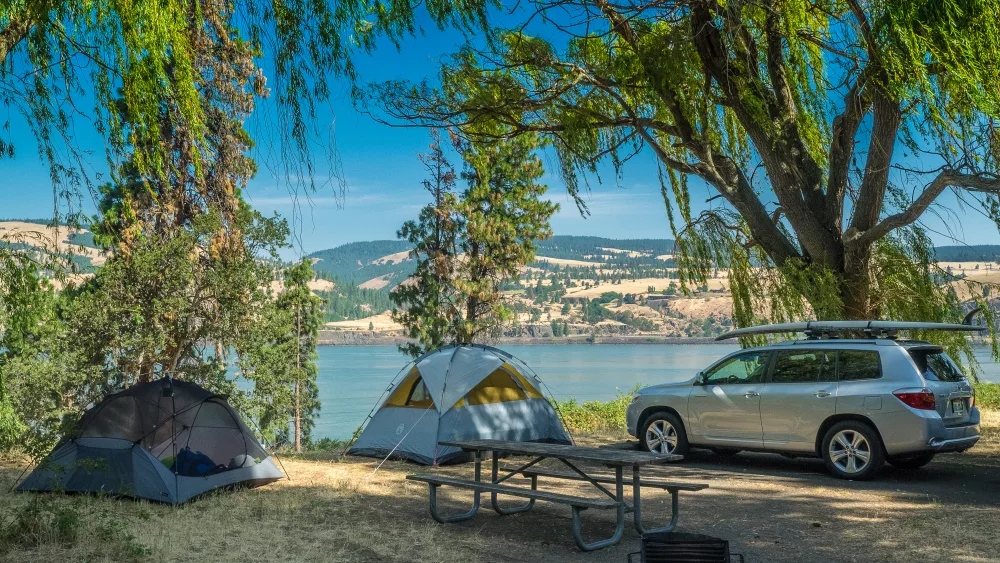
<box><xmin>0</xmin><ymin>7</ymin><xmax>34</xmax><ymax>64</ymax></box>
<box><xmin>846</xmin><ymin>170</ymin><xmax>1000</xmax><ymax>247</ymax></box>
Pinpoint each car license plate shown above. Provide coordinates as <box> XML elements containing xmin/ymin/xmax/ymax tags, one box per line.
<box><xmin>951</xmin><ymin>399</ymin><xmax>965</xmax><ymax>416</ymax></box>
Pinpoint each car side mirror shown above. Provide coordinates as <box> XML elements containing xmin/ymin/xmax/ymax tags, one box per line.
<box><xmin>694</xmin><ymin>372</ymin><xmax>705</xmax><ymax>385</ymax></box>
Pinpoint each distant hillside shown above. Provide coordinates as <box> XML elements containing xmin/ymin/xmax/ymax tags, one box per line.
<box><xmin>307</xmin><ymin>240</ymin><xmax>414</xmax><ymax>285</ymax></box>
<box><xmin>535</xmin><ymin>236</ymin><xmax>674</xmax><ymax>261</ymax></box>
<box><xmin>934</xmin><ymin>245</ymin><xmax>1000</xmax><ymax>262</ymax></box>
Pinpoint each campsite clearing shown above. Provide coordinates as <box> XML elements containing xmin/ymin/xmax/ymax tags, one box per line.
<box><xmin>1</xmin><ymin>410</ymin><xmax>998</xmax><ymax>562</ymax></box>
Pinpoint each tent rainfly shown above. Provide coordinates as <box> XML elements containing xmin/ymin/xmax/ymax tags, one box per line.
<box><xmin>18</xmin><ymin>377</ymin><xmax>283</xmax><ymax>504</ymax></box>
<box><xmin>348</xmin><ymin>344</ymin><xmax>571</xmax><ymax>465</ymax></box>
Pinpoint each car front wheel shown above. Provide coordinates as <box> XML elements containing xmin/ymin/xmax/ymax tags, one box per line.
<box><xmin>640</xmin><ymin>411</ymin><xmax>689</xmax><ymax>456</ymax></box>
<box><xmin>821</xmin><ymin>421</ymin><xmax>885</xmax><ymax>480</ymax></box>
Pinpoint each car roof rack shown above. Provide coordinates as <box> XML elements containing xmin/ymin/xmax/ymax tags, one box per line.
<box><xmin>715</xmin><ymin>320</ymin><xmax>986</xmax><ymax>341</ymax></box>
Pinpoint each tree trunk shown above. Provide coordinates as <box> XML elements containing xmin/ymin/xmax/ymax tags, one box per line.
<box><xmin>294</xmin><ymin>301</ymin><xmax>302</xmax><ymax>453</ymax></box>
<box><xmin>842</xmin><ymin>247</ymin><xmax>874</xmax><ymax>320</ymax></box>
<box><xmin>0</xmin><ymin>10</ymin><xmax>32</xmax><ymax>64</ymax></box>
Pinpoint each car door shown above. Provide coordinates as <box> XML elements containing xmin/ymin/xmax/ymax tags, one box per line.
<box><xmin>687</xmin><ymin>351</ymin><xmax>769</xmax><ymax>447</ymax></box>
<box><xmin>760</xmin><ymin>349</ymin><xmax>837</xmax><ymax>452</ymax></box>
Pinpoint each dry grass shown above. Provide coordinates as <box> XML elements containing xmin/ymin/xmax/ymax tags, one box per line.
<box><xmin>2</xmin><ymin>412</ymin><xmax>999</xmax><ymax>563</ymax></box>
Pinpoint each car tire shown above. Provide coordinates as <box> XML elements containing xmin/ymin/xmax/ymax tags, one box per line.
<box><xmin>821</xmin><ymin>421</ymin><xmax>885</xmax><ymax>481</ymax></box>
<box><xmin>640</xmin><ymin>411</ymin><xmax>689</xmax><ymax>456</ymax></box>
<box><xmin>887</xmin><ymin>453</ymin><xmax>935</xmax><ymax>470</ymax></box>
<box><xmin>709</xmin><ymin>448</ymin><xmax>741</xmax><ymax>456</ymax></box>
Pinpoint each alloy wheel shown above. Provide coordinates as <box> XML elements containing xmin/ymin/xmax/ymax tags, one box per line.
<box><xmin>828</xmin><ymin>429</ymin><xmax>871</xmax><ymax>474</ymax></box>
<box><xmin>645</xmin><ymin>419</ymin><xmax>679</xmax><ymax>455</ymax></box>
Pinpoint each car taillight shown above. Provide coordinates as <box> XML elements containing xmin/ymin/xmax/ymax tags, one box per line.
<box><xmin>971</xmin><ymin>388</ymin><xmax>976</xmax><ymax>408</ymax></box>
<box><xmin>893</xmin><ymin>390</ymin><xmax>936</xmax><ymax>410</ymax></box>
<box><xmin>631</xmin><ymin>395</ymin><xmax>640</xmax><ymax>403</ymax></box>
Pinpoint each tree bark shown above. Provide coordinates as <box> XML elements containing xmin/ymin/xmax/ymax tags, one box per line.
<box><xmin>0</xmin><ymin>9</ymin><xmax>33</xmax><ymax>65</ymax></box>
<box><xmin>294</xmin><ymin>301</ymin><xmax>301</xmax><ymax>453</ymax></box>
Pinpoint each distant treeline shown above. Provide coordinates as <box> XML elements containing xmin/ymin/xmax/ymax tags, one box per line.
<box><xmin>934</xmin><ymin>245</ymin><xmax>1000</xmax><ymax>262</ymax></box>
<box><xmin>0</xmin><ymin>218</ymin><xmax>54</xmax><ymax>225</ymax></box>
<box><xmin>534</xmin><ymin>236</ymin><xmax>675</xmax><ymax>260</ymax></box>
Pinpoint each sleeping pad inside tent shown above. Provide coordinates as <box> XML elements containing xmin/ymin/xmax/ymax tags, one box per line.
<box><xmin>348</xmin><ymin>344</ymin><xmax>572</xmax><ymax>465</ymax></box>
<box><xmin>18</xmin><ymin>377</ymin><xmax>284</xmax><ymax>504</ymax></box>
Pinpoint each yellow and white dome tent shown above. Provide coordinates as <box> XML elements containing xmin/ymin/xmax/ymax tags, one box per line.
<box><xmin>348</xmin><ymin>345</ymin><xmax>572</xmax><ymax>465</ymax></box>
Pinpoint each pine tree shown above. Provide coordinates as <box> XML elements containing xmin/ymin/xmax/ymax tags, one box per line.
<box><xmin>277</xmin><ymin>259</ymin><xmax>324</xmax><ymax>452</ymax></box>
<box><xmin>391</xmin><ymin>130</ymin><xmax>463</xmax><ymax>357</ymax></box>
<box><xmin>453</xmin><ymin>134</ymin><xmax>558</xmax><ymax>343</ymax></box>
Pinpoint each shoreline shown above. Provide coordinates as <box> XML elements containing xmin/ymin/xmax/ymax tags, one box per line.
<box><xmin>317</xmin><ymin>330</ymin><xmax>730</xmax><ymax>347</ymax></box>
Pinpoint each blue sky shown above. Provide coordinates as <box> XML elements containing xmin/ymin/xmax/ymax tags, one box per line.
<box><xmin>1</xmin><ymin>11</ymin><xmax>998</xmax><ymax>257</ymax></box>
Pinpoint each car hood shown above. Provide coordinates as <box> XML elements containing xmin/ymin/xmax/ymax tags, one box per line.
<box><xmin>641</xmin><ymin>377</ymin><xmax>696</xmax><ymax>395</ymax></box>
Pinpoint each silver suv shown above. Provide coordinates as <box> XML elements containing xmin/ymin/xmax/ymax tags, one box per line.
<box><xmin>626</xmin><ymin>324</ymin><xmax>982</xmax><ymax>480</ymax></box>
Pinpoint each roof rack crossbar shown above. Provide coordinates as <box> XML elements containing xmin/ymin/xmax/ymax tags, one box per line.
<box><xmin>717</xmin><ymin>320</ymin><xmax>985</xmax><ymax>341</ymax></box>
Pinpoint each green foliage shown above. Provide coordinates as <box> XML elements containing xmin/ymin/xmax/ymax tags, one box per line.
<box><xmin>391</xmin><ymin>130</ymin><xmax>464</xmax><ymax>357</ymax></box>
<box><xmin>2</xmin><ymin>497</ymin><xmax>81</xmax><ymax>548</ymax></box>
<box><xmin>393</xmin><ymin>132</ymin><xmax>558</xmax><ymax>353</ymax></box>
<box><xmin>551</xmin><ymin>387</ymin><xmax>639</xmax><ymax>433</ymax></box>
<box><xmin>376</xmin><ymin>0</ymin><xmax>1000</xmax><ymax>366</ymax></box>
<box><xmin>974</xmin><ymin>383</ymin><xmax>1000</xmax><ymax>410</ymax></box>
<box><xmin>2</xmin><ymin>1</ymin><xmax>492</xmax><ymax>214</ymax></box>
<box><xmin>239</xmin><ymin>259</ymin><xmax>324</xmax><ymax>449</ymax></box>
<box><xmin>0</xmin><ymin>496</ymin><xmax>151</xmax><ymax>561</ymax></box>
<box><xmin>454</xmin><ymin>133</ymin><xmax>558</xmax><ymax>342</ymax></box>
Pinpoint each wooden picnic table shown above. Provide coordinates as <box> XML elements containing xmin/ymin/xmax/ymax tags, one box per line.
<box><xmin>406</xmin><ymin>439</ymin><xmax>707</xmax><ymax>551</ymax></box>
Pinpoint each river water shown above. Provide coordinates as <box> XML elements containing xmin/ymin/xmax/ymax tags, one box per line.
<box><xmin>312</xmin><ymin>344</ymin><xmax>1000</xmax><ymax>440</ymax></box>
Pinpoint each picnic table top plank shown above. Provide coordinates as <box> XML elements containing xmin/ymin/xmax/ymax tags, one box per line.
<box><xmin>440</xmin><ymin>439</ymin><xmax>682</xmax><ymax>466</ymax></box>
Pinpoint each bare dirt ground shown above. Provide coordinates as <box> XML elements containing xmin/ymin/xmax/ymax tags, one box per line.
<box><xmin>2</xmin><ymin>413</ymin><xmax>997</xmax><ymax>563</ymax></box>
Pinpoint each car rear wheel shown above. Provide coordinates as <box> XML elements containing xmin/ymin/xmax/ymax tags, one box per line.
<box><xmin>640</xmin><ymin>411</ymin><xmax>688</xmax><ymax>456</ymax></box>
<box><xmin>887</xmin><ymin>453</ymin><xmax>935</xmax><ymax>470</ymax></box>
<box><xmin>821</xmin><ymin>421</ymin><xmax>885</xmax><ymax>481</ymax></box>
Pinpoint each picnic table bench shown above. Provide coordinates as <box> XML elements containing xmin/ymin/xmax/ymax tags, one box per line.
<box><xmin>406</xmin><ymin>439</ymin><xmax>708</xmax><ymax>551</ymax></box>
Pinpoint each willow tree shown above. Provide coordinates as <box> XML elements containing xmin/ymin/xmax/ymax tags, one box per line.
<box><xmin>373</xmin><ymin>1</ymin><xmax>1000</xmax><ymax>356</ymax></box>
<box><xmin>0</xmin><ymin>0</ymin><xmax>491</xmax><ymax>219</ymax></box>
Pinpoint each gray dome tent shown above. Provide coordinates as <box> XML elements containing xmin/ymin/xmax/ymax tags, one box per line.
<box><xmin>18</xmin><ymin>377</ymin><xmax>283</xmax><ymax>504</ymax></box>
<box><xmin>348</xmin><ymin>345</ymin><xmax>572</xmax><ymax>465</ymax></box>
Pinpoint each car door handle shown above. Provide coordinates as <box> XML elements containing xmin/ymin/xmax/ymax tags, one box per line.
<box><xmin>743</xmin><ymin>391</ymin><xmax>759</xmax><ymax>398</ymax></box>
<box><xmin>814</xmin><ymin>391</ymin><xmax>832</xmax><ymax>398</ymax></box>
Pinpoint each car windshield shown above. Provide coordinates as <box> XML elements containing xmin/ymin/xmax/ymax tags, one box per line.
<box><xmin>908</xmin><ymin>349</ymin><xmax>965</xmax><ymax>382</ymax></box>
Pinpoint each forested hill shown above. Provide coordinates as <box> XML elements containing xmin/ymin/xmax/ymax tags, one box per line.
<box><xmin>308</xmin><ymin>235</ymin><xmax>678</xmax><ymax>283</ymax></box>
<box><xmin>934</xmin><ymin>245</ymin><xmax>1000</xmax><ymax>262</ymax></box>
<box><xmin>308</xmin><ymin>240</ymin><xmax>413</xmax><ymax>285</ymax></box>
<box><xmin>535</xmin><ymin>236</ymin><xmax>675</xmax><ymax>260</ymax></box>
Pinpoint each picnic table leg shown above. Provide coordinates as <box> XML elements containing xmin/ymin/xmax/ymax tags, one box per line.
<box><xmin>571</xmin><ymin>466</ymin><xmax>625</xmax><ymax>551</ymax></box>
<box><xmin>631</xmin><ymin>465</ymin><xmax>679</xmax><ymax>535</ymax></box>
<box><xmin>490</xmin><ymin>450</ymin><xmax>536</xmax><ymax>515</ymax></box>
<box><xmin>427</xmin><ymin>450</ymin><xmax>481</xmax><ymax>524</ymax></box>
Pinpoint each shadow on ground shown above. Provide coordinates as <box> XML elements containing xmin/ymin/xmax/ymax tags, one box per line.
<box><xmin>2</xmin><ymin>439</ymin><xmax>998</xmax><ymax>563</ymax></box>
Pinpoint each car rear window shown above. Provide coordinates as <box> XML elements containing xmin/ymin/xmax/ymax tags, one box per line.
<box><xmin>908</xmin><ymin>349</ymin><xmax>965</xmax><ymax>382</ymax></box>
<box><xmin>837</xmin><ymin>350</ymin><xmax>882</xmax><ymax>381</ymax></box>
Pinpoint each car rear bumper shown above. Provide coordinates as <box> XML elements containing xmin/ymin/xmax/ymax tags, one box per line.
<box><xmin>926</xmin><ymin>433</ymin><xmax>980</xmax><ymax>452</ymax></box>
<box><xmin>875</xmin><ymin>407</ymin><xmax>981</xmax><ymax>456</ymax></box>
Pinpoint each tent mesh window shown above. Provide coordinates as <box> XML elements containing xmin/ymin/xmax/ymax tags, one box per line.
<box><xmin>76</xmin><ymin>379</ymin><xmax>263</xmax><ymax>477</ymax></box>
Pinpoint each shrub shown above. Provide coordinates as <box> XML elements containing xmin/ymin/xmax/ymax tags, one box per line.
<box><xmin>551</xmin><ymin>386</ymin><xmax>640</xmax><ymax>433</ymax></box>
<box><xmin>1</xmin><ymin>496</ymin><xmax>81</xmax><ymax>548</ymax></box>
<box><xmin>975</xmin><ymin>383</ymin><xmax>1000</xmax><ymax>409</ymax></box>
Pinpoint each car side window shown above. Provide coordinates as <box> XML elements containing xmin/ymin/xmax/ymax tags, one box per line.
<box><xmin>770</xmin><ymin>350</ymin><xmax>836</xmax><ymax>383</ymax></box>
<box><xmin>704</xmin><ymin>352</ymin><xmax>770</xmax><ymax>385</ymax></box>
<box><xmin>837</xmin><ymin>350</ymin><xmax>882</xmax><ymax>381</ymax></box>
